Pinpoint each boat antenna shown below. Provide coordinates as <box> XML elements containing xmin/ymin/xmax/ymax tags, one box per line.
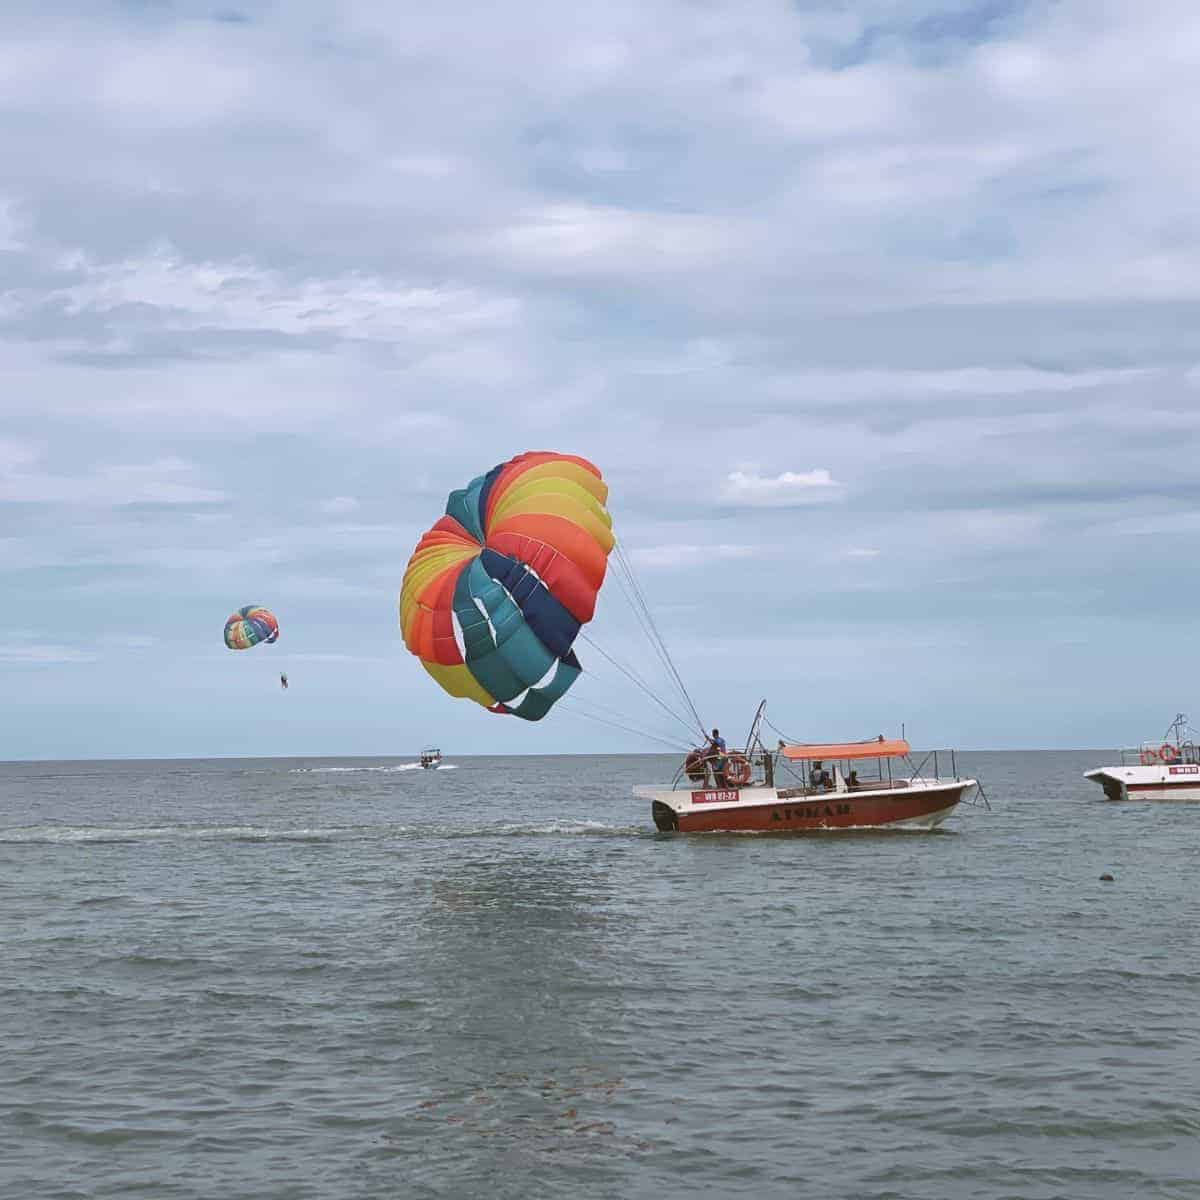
<box><xmin>1165</xmin><ymin>712</ymin><xmax>1190</xmax><ymax>744</ymax></box>
<box><xmin>743</xmin><ymin>699</ymin><xmax>768</xmax><ymax>754</ymax></box>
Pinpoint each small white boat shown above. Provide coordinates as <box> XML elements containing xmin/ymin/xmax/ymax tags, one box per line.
<box><xmin>1085</xmin><ymin>713</ymin><xmax>1200</xmax><ymax>801</ymax></box>
<box><xmin>419</xmin><ymin>747</ymin><xmax>443</xmax><ymax>770</ymax></box>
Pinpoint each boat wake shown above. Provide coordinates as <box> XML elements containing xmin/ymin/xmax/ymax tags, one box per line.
<box><xmin>1</xmin><ymin>816</ymin><xmax>639</xmax><ymax>845</ymax></box>
<box><xmin>291</xmin><ymin>763</ymin><xmax>422</xmax><ymax>774</ymax></box>
<box><xmin>476</xmin><ymin>819</ymin><xmax>646</xmax><ymax>838</ymax></box>
<box><xmin>0</xmin><ymin>825</ymin><xmax>365</xmax><ymax>845</ymax></box>
<box><xmin>290</xmin><ymin>762</ymin><xmax>458</xmax><ymax>774</ymax></box>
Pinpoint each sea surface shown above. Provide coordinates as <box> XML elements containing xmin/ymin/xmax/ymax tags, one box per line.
<box><xmin>2</xmin><ymin>751</ymin><xmax>1198</xmax><ymax>1199</ymax></box>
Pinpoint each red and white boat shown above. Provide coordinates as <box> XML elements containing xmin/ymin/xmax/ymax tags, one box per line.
<box><xmin>1084</xmin><ymin>713</ymin><xmax>1200</xmax><ymax>801</ymax></box>
<box><xmin>635</xmin><ymin>706</ymin><xmax>979</xmax><ymax>833</ymax></box>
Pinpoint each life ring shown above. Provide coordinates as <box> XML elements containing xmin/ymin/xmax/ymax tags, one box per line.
<box><xmin>1140</xmin><ymin>748</ymin><xmax>1159</xmax><ymax>765</ymax></box>
<box><xmin>724</xmin><ymin>752</ymin><xmax>752</xmax><ymax>786</ymax></box>
<box><xmin>1160</xmin><ymin>743</ymin><xmax>1179</xmax><ymax>762</ymax></box>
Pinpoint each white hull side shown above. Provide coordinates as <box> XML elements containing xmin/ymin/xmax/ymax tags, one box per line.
<box><xmin>1085</xmin><ymin>764</ymin><xmax>1200</xmax><ymax>801</ymax></box>
<box><xmin>884</xmin><ymin>802</ymin><xmax>959</xmax><ymax>830</ymax></box>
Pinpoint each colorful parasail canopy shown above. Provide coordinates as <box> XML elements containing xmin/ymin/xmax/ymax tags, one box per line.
<box><xmin>398</xmin><ymin>451</ymin><xmax>614</xmax><ymax>720</ymax></box>
<box><xmin>224</xmin><ymin>605</ymin><xmax>280</xmax><ymax>650</ymax></box>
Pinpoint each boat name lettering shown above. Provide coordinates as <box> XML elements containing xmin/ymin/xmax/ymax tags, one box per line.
<box><xmin>771</xmin><ymin>804</ymin><xmax>852</xmax><ymax>822</ymax></box>
<box><xmin>1168</xmin><ymin>765</ymin><xmax>1199</xmax><ymax>775</ymax></box>
<box><xmin>691</xmin><ymin>789</ymin><xmax>740</xmax><ymax>804</ymax></box>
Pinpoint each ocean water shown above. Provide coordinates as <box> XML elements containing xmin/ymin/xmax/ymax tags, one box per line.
<box><xmin>2</xmin><ymin>751</ymin><xmax>1198</xmax><ymax>1199</ymax></box>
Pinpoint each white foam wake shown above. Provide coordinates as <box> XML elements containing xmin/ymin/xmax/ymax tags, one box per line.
<box><xmin>291</xmin><ymin>763</ymin><xmax>425</xmax><ymax>774</ymax></box>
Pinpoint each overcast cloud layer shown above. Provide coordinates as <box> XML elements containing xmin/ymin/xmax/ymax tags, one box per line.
<box><xmin>3</xmin><ymin>0</ymin><xmax>1199</xmax><ymax>758</ymax></box>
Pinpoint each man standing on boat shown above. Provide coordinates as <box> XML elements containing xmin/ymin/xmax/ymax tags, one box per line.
<box><xmin>705</xmin><ymin>728</ymin><xmax>728</xmax><ymax>787</ymax></box>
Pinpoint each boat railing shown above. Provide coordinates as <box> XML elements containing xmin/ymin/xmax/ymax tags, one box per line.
<box><xmin>905</xmin><ymin>749</ymin><xmax>962</xmax><ymax>783</ymax></box>
<box><xmin>667</xmin><ymin>745</ymin><xmax>967</xmax><ymax>793</ymax></box>
<box><xmin>1119</xmin><ymin>742</ymin><xmax>1200</xmax><ymax>766</ymax></box>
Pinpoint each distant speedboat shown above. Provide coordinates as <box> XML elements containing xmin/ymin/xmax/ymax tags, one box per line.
<box><xmin>1085</xmin><ymin>713</ymin><xmax>1200</xmax><ymax>801</ymax></box>
<box><xmin>419</xmin><ymin>747</ymin><xmax>442</xmax><ymax>770</ymax></box>
<box><xmin>635</xmin><ymin>703</ymin><xmax>979</xmax><ymax>833</ymax></box>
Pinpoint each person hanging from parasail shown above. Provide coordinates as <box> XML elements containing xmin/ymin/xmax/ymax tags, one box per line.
<box><xmin>280</xmin><ymin>673</ymin><xmax>289</xmax><ymax>690</ymax></box>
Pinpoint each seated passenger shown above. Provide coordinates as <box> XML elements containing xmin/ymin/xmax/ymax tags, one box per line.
<box><xmin>847</xmin><ymin>770</ymin><xmax>859</xmax><ymax>789</ymax></box>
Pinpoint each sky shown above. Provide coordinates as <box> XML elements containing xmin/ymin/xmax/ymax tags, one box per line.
<box><xmin>3</xmin><ymin>0</ymin><xmax>1200</xmax><ymax>759</ymax></box>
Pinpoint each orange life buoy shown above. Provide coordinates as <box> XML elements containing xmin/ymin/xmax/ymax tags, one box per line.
<box><xmin>1140</xmin><ymin>747</ymin><xmax>1159</xmax><ymax>765</ymax></box>
<box><xmin>1160</xmin><ymin>743</ymin><xmax>1179</xmax><ymax>762</ymax></box>
<box><xmin>724</xmin><ymin>752</ymin><xmax>752</xmax><ymax>786</ymax></box>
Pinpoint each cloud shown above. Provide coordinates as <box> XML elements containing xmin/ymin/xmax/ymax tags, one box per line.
<box><xmin>8</xmin><ymin>245</ymin><xmax>521</xmax><ymax>351</ymax></box>
<box><xmin>629</xmin><ymin>543</ymin><xmax>765</xmax><ymax>569</ymax></box>
<box><xmin>0</xmin><ymin>453</ymin><xmax>226</xmax><ymax>507</ymax></box>
<box><xmin>470</xmin><ymin>203</ymin><xmax>746</xmax><ymax>278</ymax></box>
<box><xmin>318</xmin><ymin>496</ymin><xmax>359</xmax><ymax>516</ymax></box>
<box><xmin>0</xmin><ymin>197</ymin><xmax>22</xmax><ymax>250</ymax></box>
<box><xmin>0</xmin><ymin>640</ymin><xmax>98</xmax><ymax>664</ymax></box>
<box><xmin>4</xmin><ymin>0</ymin><xmax>1200</xmax><ymax>754</ymax></box>
<box><xmin>763</xmin><ymin>366</ymin><xmax>1157</xmax><ymax>404</ymax></box>
<box><xmin>0</xmin><ymin>438</ymin><xmax>39</xmax><ymax>472</ymax></box>
<box><xmin>719</xmin><ymin>468</ymin><xmax>841</xmax><ymax>507</ymax></box>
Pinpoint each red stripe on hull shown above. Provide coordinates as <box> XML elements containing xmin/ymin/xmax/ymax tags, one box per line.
<box><xmin>674</xmin><ymin>785</ymin><xmax>968</xmax><ymax>833</ymax></box>
<box><xmin>1125</xmin><ymin>781</ymin><xmax>1200</xmax><ymax>795</ymax></box>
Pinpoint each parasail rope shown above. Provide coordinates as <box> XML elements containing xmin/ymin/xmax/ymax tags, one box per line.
<box><xmin>558</xmin><ymin>701</ymin><xmax>693</xmax><ymax>751</ymax></box>
<box><xmin>578</xmin><ymin>631</ymin><xmax>700</xmax><ymax>741</ymax></box>
<box><xmin>563</xmin><ymin>686</ymin><xmax>695</xmax><ymax>751</ymax></box>
<box><xmin>612</xmin><ymin>540</ymin><xmax>705</xmax><ymax>735</ymax></box>
<box><xmin>765</xmin><ymin>715</ymin><xmax>802</xmax><ymax>745</ymax></box>
<box><xmin>600</xmin><ymin>553</ymin><xmax>694</xmax><ymax>722</ymax></box>
<box><xmin>611</xmin><ymin>540</ymin><xmax>707</xmax><ymax>739</ymax></box>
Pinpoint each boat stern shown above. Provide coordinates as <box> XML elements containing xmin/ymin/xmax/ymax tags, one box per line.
<box><xmin>651</xmin><ymin>800</ymin><xmax>679</xmax><ymax>831</ymax></box>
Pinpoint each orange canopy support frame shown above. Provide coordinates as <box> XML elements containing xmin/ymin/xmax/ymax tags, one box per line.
<box><xmin>781</xmin><ymin>738</ymin><xmax>910</xmax><ymax>762</ymax></box>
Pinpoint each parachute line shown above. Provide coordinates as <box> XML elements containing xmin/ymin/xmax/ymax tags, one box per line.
<box><xmin>609</xmin><ymin>541</ymin><xmax>706</xmax><ymax>739</ymax></box>
<box><xmin>601</xmin><ymin>561</ymin><xmax>694</xmax><ymax>721</ymax></box>
<box><xmin>558</xmin><ymin>701</ymin><xmax>692</xmax><ymax>751</ymax></box>
<box><xmin>578</xmin><ymin>631</ymin><xmax>700</xmax><ymax>741</ymax></box>
<box><xmin>561</xmin><ymin>690</ymin><xmax>692</xmax><ymax>750</ymax></box>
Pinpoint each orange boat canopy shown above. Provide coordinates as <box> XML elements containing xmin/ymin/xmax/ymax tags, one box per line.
<box><xmin>781</xmin><ymin>738</ymin><xmax>910</xmax><ymax>762</ymax></box>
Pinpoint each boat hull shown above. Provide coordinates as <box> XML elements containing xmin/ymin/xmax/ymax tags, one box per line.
<box><xmin>1085</xmin><ymin>766</ymin><xmax>1200</xmax><ymax>801</ymax></box>
<box><xmin>643</xmin><ymin>781</ymin><xmax>972</xmax><ymax>834</ymax></box>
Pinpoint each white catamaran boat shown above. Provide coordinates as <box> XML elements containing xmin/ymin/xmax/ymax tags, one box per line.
<box><xmin>1084</xmin><ymin>713</ymin><xmax>1200</xmax><ymax>801</ymax></box>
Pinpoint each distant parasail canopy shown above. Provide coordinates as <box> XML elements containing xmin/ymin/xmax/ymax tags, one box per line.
<box><xmin>224</xmin><ymin>605</ymin><xmax>280</xmax><ymax>650</ymax></box>
<box><xmin>398</xmin><ymin>451</ymin><xmax>614</xmax><ymax>720</ymax></box>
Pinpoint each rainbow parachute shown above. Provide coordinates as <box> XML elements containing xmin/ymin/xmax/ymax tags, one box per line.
<box><xmin>223</xmin><ymin>606</ymin><xmax>280</xmax><ymax>650</ymax></box>
<box><xmin>398</xmin><ymin>452</ymin><xmax>613</xmax><ymax>720</ymax></box>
